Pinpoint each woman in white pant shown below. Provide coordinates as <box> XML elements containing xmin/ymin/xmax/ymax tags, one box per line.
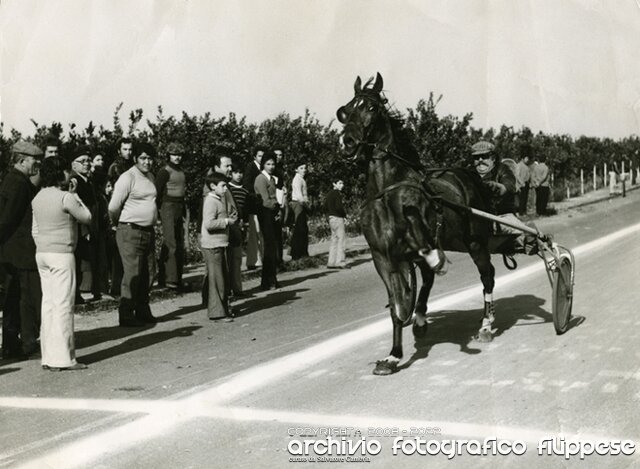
<box><xmin>32</xmin><ymin>156</ymin><xmax>91</xmax><ymax>371</ymax></box>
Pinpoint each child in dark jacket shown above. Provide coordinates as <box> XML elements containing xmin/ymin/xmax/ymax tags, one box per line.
<box><xmin>324</xmin><ymin>179</ymin><xmax>347</xmax><ymax>268</ymax></box>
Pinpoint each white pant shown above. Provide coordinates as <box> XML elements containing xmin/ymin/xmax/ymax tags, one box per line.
<box><xmin>36</xmin><ymin>252</ymin><xmax>78</xmax><ymax>368</ymax></box>
<box><xmin>328</xmin><ymin>216</ymin><xmax>346</xmax><ymax>266</ymax></box>
<box><xmin>245</xmin><ymin>214</ymin><xmax>263</xmax><ymax>268</ymax></box>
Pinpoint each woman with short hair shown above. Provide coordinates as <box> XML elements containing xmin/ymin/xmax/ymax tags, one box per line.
<box><xmin>32</xmin><ymin>156</ymin><xmax>92</xmax><ymax>371</ymax></box>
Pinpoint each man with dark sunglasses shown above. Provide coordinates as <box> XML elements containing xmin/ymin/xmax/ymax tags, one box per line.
<box><xmin>70</xmin><ymin>146</ymin><xmax>98</xmax><ymax>304</ymax></box>
<box><xmin>471</xmin><ymin>141</ymin><xmax>516</xmax><ymax>215</ymax></box>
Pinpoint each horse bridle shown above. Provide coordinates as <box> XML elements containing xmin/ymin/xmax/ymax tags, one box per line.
<box><xmin>343</xmin><ymin>92</ymin><xmax>426</xmax><ymax>172</ymax></box>
<box><xmin>343</xmin><ymin>92</ymin><xmax>466</xmax><ymax>255</ymax></box>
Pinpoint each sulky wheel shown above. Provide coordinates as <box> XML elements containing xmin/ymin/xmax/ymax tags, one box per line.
<box><xmin>552</xmin><ymin>253</ymin><xmax>574</xmax><ymax>334</ymax></box>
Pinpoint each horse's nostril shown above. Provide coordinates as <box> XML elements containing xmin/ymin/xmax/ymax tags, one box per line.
<box><xmin>342</xmin><ymin>135</ymin><xmax>355</xmax><ymax>148</ymax></box>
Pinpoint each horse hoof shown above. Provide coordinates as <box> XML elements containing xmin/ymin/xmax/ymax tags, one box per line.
<box><xmin>475</xmin><ymin>329</ymin><xmax>494</xmax><ymax>343</ymax></box>
<box><xmin>373</xmin><ymin>360</ymin><xmax>397</xmax><ymax>376</ymax></box>
<box><xmin>412</xmin><ymin>321</ymin><xmax>428</xmax><ymax>338</ymax></box>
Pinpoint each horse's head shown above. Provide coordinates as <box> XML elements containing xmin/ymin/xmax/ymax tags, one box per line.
<box><xmin>336</xmin><ymin>72</ymin><xmax>388</xmax><ymax>157</ymax></box>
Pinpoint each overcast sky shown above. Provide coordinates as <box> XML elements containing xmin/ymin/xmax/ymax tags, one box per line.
<box><xmin>2</xmin><ymin>0</ymin><xmax>640</xmax><ymax>139</ymax></box>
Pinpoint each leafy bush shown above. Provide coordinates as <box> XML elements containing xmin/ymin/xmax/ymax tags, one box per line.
<box><xmin>2</xmin><ymin>95</ymin><xmax>638</xmax><ymax>249</ymax></box>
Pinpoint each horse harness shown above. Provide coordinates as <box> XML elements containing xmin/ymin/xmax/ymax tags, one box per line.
<box><xmin>360</xmin><ymin>160</ymin><xmax>457</xmax><ymax>254</ymax></box>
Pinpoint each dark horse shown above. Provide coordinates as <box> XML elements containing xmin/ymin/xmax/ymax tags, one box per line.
<box><xmin>337</xmin><ymin>73</ymin><xmax>498</xmax><ymax>375</ymax></box>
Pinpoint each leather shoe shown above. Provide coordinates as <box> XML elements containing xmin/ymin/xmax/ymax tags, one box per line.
<box><xmin>42</xmin><ymin>363</ymin><xmax>88</xmax><ymax>372</ymax></box>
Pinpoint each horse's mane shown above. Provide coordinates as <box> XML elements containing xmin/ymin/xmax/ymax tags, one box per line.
<box><xmin>385</xmin><ymin>106</ymin><xmax>422</xmax><ymax>167</ymax></box>
<box><xmin>360</xmin><ymin>81</ymin><xmax>422</xmax><ymax>167</ymax></box>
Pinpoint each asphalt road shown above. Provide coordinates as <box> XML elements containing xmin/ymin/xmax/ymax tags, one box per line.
<box><xmin>1</xmin><ymin>190</ymin><xmax>639</xmax><ymax>469</ymax></box>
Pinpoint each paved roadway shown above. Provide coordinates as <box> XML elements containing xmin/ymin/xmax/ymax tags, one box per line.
<box><xmin>1</xmin><ymin>191</ymin><xmax>639</xmax><ymax>469</ymax></box>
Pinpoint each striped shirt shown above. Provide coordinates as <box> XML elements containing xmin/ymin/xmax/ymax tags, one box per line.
<box><xmin>228</xmin><ymin>182</ymin><xmax>249</xmax><ymax>221</ymax></box>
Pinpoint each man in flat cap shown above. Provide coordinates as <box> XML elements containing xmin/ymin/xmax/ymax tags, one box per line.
<box><xmin>0</xmin><ymin>140</ymin><xmax>43</xmax><ymax>359</ymax></box>
<box><xmin>155</xmin><ymin>142</ymin><xmax>187</xmax><ymax>289</ymax></box>
<box><xmin>70</xmin><ymin>146</ymin><xmax>98</xmax><ymax>303</ymax></box>
<box><xmin>471</xmin><ymin>140</ymin><xmax>517</xmax><ymax>215</ymax></box>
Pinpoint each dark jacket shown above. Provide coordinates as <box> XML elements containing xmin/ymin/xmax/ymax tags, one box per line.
<box><xmin>482</xmin><ymin>161</ymin><xmax>517</xmax><ymax>215</ymax></box>
<box><xmin>107</xmin><ymin>157</ymin><xmax>133</xmax><ymax>181</ymax></box>
<box><xmin>324</xmin><ymin>189</ymin><xmax>346</xmax><ymax>218</ymax></box>
<box><xmin>0</xmin><ymin>168</ymin><xmax>38</xmax><ymax>269</ymax></box>
<box><xmin>243</xmin><ymin>161</ymin><xmax>261</xmax><ymax>193</ymax></box>
<box><xmin>71</xmin><ymin>172</ymin><xmax>97</xmax><ymax>260</ymax></box>
<box><xmin>243</xmin><ymin>160</ymin><xmax>262</xmax><ymax>215</ymax></box>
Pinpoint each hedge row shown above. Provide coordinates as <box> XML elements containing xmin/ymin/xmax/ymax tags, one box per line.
<box><xmin>2</xmin><ymin>93</ymin><xmax>639</xmax><ymax>222</ymax></box>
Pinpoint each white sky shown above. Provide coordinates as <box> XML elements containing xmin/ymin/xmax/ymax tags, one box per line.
<box><xmin>2</xmin><ymin>0</ymin><xmax>640</xmax><ymax>138</ymax></box>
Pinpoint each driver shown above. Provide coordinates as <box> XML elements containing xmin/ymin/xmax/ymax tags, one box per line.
<box><xmin>472</xmin><ymin>141</ymin><xmax>538</xmax><ymax>254</ymax></box>
<box><xmin>471</xmin><ymin>141</ymin><xmax>516</xmax><ymax>215</ymax></box>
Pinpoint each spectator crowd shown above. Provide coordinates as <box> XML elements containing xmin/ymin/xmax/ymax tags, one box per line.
<box><xmin>0</xmin><ymin>137</ymin><xmax>348</xmax><ymax>371</ymax></box>
<box><xmin>0</xmin><ymin>133</ymin><xmax>552</xmax><ymax>373</ymax></box>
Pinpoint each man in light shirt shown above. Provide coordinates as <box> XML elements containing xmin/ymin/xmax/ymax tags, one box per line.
<box><xmin>243</xmin><ymin>147</ymin><xmax>265</xmax><ymax>269</ymax></box>
<box><xmin>531</xmin><ymin>155</ymin><xmax>550</xmax><ymax>216</ymax></box>
<box><xmin>108</xmin><ymin>143</ymin><xmax>158</xmax><ymax>327</ymax></box>
<box><xmin>289</xmin><ymin>161</ymin><xmax>309</xmax><ymax>260</ymax></box>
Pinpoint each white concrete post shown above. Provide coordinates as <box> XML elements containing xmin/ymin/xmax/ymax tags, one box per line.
<box><xmin>580</xmin><ymin>169</ymin><xmax>584</xmax><ymax>195</ymax></box>
<box><xmin>593</xmin><ymin>165</ymin><xmax>597</xmax><ymax>191</ymax></box>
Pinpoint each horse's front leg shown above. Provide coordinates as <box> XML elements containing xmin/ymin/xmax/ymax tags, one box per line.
<box><xmin>413</xmin><ymin>261</ymin><xmax>434</xmax><ymax>339</ymax></box>
<box><xmin>370</xmin><ymin>251</ymin><xmax>412</xmax><ymax>375</ymax></box>
<box><xmin>468</xmin><ymin>239</ymin><xmax>496</xmax><ymax>342</ymax></box>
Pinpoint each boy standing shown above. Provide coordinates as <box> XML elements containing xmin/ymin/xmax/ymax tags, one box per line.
<box><xmin>227</xmin><ymin>165</ymin><xmax>250</xmax><ymax>296</ymax></box>
<box><xmin>325</xmin><ymin>179</ymin><xmax>347</xmax><ymax>268</ymax></box>
<box><xmin>201</xmin><ymin>173</ymin><xmax>237</xmax><ymax>322</ymax></box>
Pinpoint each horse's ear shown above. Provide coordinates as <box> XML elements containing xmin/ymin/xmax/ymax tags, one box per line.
<box><xmin>373</xmin><ymin>73</ymin><xmax>383</xmax><ymax>93</ymax></box>
<box><xmin>354</xmin><ymin>76</ymin><xmax>362</xmax><ymax>94</ymax></box>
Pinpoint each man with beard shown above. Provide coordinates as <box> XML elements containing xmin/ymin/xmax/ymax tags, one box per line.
<box><xmin>107</xmin><ymin>137</ymin><xmax>134</xmax><ymax>181</ymax></box>
<box><xmin>106</xmin><ymin>138</ymin><xmax>133</xmax><ymax>295</ymax></box>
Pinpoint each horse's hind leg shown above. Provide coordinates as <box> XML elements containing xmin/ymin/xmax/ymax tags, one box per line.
<box><xmin>413</xmin><ymin>261</ymin><xmax>434</xmax><ymax>339</ymax></box>
<box><xmin>468</xmin><ymin>239</ymin><xmax>496</xmax><ymax>342</ymax></box>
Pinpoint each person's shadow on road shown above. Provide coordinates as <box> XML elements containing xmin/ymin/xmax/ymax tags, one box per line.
<box><xmin>398</xmin><ymin>294</ymin><xmax>569</xmax><ymax>371</ymax></box>
<box><xmin>78</xmin><ymin>325</ymin><xmax>201</xmax><ymax>364</ymax></box>
<box><xmin>233</xmin><ymin>288</ymin><xmax>310</xmax><ymax>317</ymax></box>
<box><xmin>75</xmin><ymin>303</ymin><xmax>204</xmax><ymax>350</ymax></box>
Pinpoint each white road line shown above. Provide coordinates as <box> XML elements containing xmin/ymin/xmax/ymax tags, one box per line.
<box><xmin>9</xmin><ymin>220</ymin><xmax>640</xmax><ymax>468</ymax></box>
